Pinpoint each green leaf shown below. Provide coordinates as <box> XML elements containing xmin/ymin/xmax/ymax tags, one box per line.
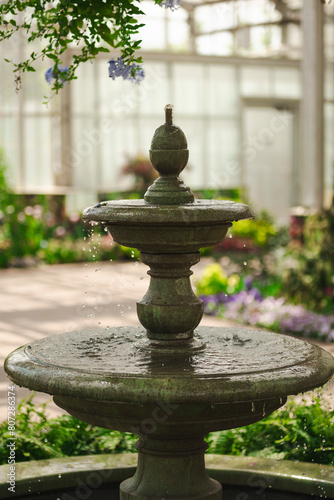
<box><xmin>100</xmin><ymin>32</ymin><xmax>116</xmax><ymax>46</ymax></box>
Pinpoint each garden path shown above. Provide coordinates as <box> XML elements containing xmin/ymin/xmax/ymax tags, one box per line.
<box><xmin>0</xmin><ymin>260</ymin><xmax>333</xmax><ymax>422</ymax></box>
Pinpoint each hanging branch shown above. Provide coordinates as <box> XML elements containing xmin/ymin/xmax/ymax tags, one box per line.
<box><xmin>0</xmin><ymin>0</ymin><xmax>180</xmax><ymax>94</ymax></box>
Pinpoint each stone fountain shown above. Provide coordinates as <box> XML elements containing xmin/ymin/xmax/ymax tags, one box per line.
<box><xmin>5</xmin><ymin>105</ymin><xmax>334</xmax><ymax>500</ymax></box>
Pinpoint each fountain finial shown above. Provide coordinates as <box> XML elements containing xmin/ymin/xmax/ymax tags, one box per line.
<box><xmin>165</xmin><ymin>103</ymin><xmax>174</xmax><ymax>125</ymax></box>
<box><xmin>144</xmin><ymin>105</ymin><xmax>195</xmax><ymax>205</ymax></box>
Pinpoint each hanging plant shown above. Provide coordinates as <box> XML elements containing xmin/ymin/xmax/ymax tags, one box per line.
<box><xmin>0</xmin><ymin>0</ymin><xmax>180</xmax><ymax>95</ymax></box>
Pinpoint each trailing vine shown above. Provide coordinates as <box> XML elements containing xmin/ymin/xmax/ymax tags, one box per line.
<box><xmin>0</xmin><ymin>0</ymin><xmax>179</xmax><ymax>94</ymax></box>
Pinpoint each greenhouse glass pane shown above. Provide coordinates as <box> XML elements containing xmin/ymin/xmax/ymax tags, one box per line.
<box><xmin>173</xmin><ymin>63</ymin><xmax>204</xmax><ymax>115</ymax></box>
<box><xmin>23</xmin><ymin>42</ymin><xmax>51</xmax><ymax>113</ymax></box>
<box><xmin>99</xmin><ymin>118</ymin><xmax>138</xmax><ymax>191</ymax></box>
<box><xmin>167</xmin><ymin>20</ymin><xmax>190</xmax><ymax>52</ymax></box>
<box><xmin>178</xmin><ymin>119</ymin><xmax>205</xmax><ymax>189</ymax></box>
<box><xmin>71</xmin><ymin>118</ymin><xmax>99</xmax><ymax>190</ymax></box>
<box><xmin>137</xmin><ymin>1</ymin><xmax>167</xmax><ymax>51</ymax></box>
<box><xmin>0</xmin><ymin>116</ymin><xmax>19</xmax><ymax>188</ymax></box>
<box><xmin>273</xmin><ymin>67</ymin><xmax>301</xmax><ymax>98</ymax></box>
<box><xmin>249</xmin><ymin>26</ymin><xmax>281</xmax><ymax>55</ymax></box>
<box><xmin>194</xmin><ymin>3</ymin><xmax>234</xmax><ymax>32</ymax></box>
<box><xmin>196</xmin><ymin>33</ymin><xmax>234</xmax><ymax>57</ymax></box>
<box><xmin>138</xmin><ymin>62</ymin><xmax>169</xmax><ymax>116</ymax></box>
<box><xmin>0</xmin><ymin>40</ymin><xmax>17</xmax><ymax>113</ymax></box>
<box><xmin>97</xmin><ymin>58</ymin><xmax>140</xmax><ymax>118</ymax></box>
<box><xmin>207</xmin><ymin>65</ymin><xmax>238</xmax><ymax>117</ymax></box>
<box><xmin>236</xmin><ymin>0</ymin><xmax>278</xmax><ymax>25</ymax></box>
<box><xmin>242</xmin><ymin>106</ymin><xmax>295</xmax><ymax>224</ymax></box>
<box><xmin>71</xmin><ymin>62</ymin><xmax>96</xmax><ymax>116</ymax></box>
<box><xmin>140</xmin><ymin>20</ymin><xmax>166</xmax><ymax>51</ymax></box>
<box><xmin>138</xmin><ymin>118</ymin><xmax>162</xmax><ymax>154</ymax></box>
<box><xmin>24</xmin><ymin>118</ymin><xmax>53</xmax><ymax>189</ymax></box>
<box><xmin>207</xmin><ymin>120</ymin><xmax>239</xmax><ymax>189</ymax></box>
<box><xmin>167</xmin><ymin>6</ymin><xmax>190</xmax><ymax>51</ymax></box>
<box><xmin>241</xmin><ymin>66</ymin><xmax>271</xmax><ymax>97</ymax></box>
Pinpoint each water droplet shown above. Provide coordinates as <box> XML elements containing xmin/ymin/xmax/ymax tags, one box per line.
<box><xmin>251</xmin><ymin>402</ymin><xmax>255</xmax><ymax>412</ymax></box>
<box><xmin>243</xmin><ymin>261</ymin><xmax>247</xmax><ymax>266</ymax></box>
<box><xmin>58</xmin><ymin>474</ymin><xmax>62</xmax><ymax>478</ymax></box>
<box><xmin>262</xmin><ymin>402</ymin><xmax>266</xmax><ymax>417</ymax></box>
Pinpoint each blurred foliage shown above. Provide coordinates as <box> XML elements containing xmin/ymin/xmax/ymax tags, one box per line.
<box><xmin>1</xmin><ymin>394</ymin><xmax>333</xmax><ymax>466</ymax></box>
<box><xmin>0</xmin><ymin>394</ymin><xmax>137</xmax><ymax>464</ymax></box>
<box><xmin>0</xmin><ymin>154</ymin><xmax>140</xmax><ymax>268</ymax></box>
<box><xmin>196</xmin><ymin>263</ymin><xmax>243</xmax><ymax>296</ymax></box>
<box><xmin>207</xmin><ymin>396</ymin><xmax>334</xmax><ymax>465</ymax></box>
<box><xmin>282</xmin><ymin>202</ymin><xmax>334</xmax><ymax>313</ymax></box>
<box><xmin>121</xmin><ymin>154</ymin><xmax>158</xmax><ymax>192</ymax></box>
<box><xmin>231</xmin><ymin>211</ymin><xmax>287</xmax><ymax>247</ymax></box>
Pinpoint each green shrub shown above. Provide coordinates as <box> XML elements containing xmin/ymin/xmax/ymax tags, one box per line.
<box><xmin>207</xmin><ymin>396</ymin><xmax>334</xmax><ymax>465</ymax></box>
<box><xmin>196</xmin><ymin>263</ymin><xmax>243</xmax><ymax>296</ymax></box>
<box><xmin>0</xmin><ymin>395</ymin><xmax>137</xmax><ymax>464</ymax></box>
<box><xmin>232</xmin><ymin>211</ymin><xmax>278</xmax><ymax>247</ymax></box>
<box><xmin>282</xmin><ymin>203</ymin><xmax>334</xmax><ymax>312</ymax></box>
<box><xmin>1</xmin><ymin>394</ymin><xmax>333</xmax><ymax>466</ymax></box>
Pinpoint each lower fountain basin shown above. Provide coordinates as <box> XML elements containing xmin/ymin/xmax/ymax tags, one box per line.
<box><xmin>1</xmin><ymin>454</ymin><xmax>334</xmax><ymax>500</ymax></box>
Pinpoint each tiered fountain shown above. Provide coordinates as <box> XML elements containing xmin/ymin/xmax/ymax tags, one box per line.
<box><xmin>5</xmin><ymin>105</ymin><xmax>334</xmax><ymax>499</ymax></box>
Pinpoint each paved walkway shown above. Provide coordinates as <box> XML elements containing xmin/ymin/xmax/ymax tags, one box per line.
<box><xmin>1</xmin><ymin>261</ymin><xmax>333</xmax><ymax>422</ymax></box>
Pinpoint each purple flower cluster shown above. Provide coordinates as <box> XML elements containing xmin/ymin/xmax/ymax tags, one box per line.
<box><xmin>200</xmin><ymin>289</ymin><xmax>334</xmax><ymax>343</ymax></box>
<box><xmin>108</xmin><ymin>58</ymin><xmax>144</xmax><ymax>83</ymax></box>
<box><xmin>160</xmin><ymin>0</ymin><xmax>180</xmax><ymax>10</ymax></box>
<box><xmin>201</xmin><ymin>293</ymin><xmax>230</xmax><ymax>315</ymax></box>
<box><xmin>45</xmin><ymin>66</ymin><xmax>69</xmax><ymax>85</ymax></box>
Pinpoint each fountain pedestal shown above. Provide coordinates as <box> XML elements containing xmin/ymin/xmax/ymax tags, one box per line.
<box><xmin>121</xmin><ymin>435</ymin><xmax>221</xmax><ymax>500</ymax></box>
<box><xmin>4</xmin><ymin>105</ymin><xmax>334</xmax><ymax>500</ymax></box>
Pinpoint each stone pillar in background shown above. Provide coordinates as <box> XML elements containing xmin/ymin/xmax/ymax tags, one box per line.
<box><xmin>301</xmin><ymin>0</ymin><xmax>324</xmax><ymax>210</ymax></box>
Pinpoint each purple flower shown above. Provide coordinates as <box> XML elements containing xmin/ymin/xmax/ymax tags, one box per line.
<box><xmin>160</xmin><ymin>0</ymin><xmax>180</xmax><ymax>10</ymax></box>
<box><xmin>45</xmin><ymin>65</ymin><xmax>69</xmax><ymax>85</ymax></box>
<box><xmin>245</xmin><ymin>276</ymin><xmax>253</xmax><ymax>291</ymax></box>
<box><xmin>108</xmin><ymin>58</ymin><xmax>144</xmax><ymax>83</ymax></box>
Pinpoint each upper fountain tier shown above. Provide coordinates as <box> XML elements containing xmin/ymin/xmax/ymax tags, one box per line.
<box><xmin>82</xmin><ymin>104</ymin><xmax>253</xmax><ymax>254</ymax></box>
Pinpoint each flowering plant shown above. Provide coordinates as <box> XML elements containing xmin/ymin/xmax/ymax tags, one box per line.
<box><xmin>0</xmin><ymin>0</ymin><xmax>179</xmax><ymax>94</ymax></box>
<box><xmin>199</xmin><ymin>286</ymin><xmax>334</xmax><ymax>343</ymax></box>
<box><xmin>108</xmin><ymin>58</ymin><xmax>145</xmax><ymax>83</ymax></box>
<box><xmin>121</xmin><ymin>154</ymin><xmax>158</xmax><ymax>192</ymax></box>
<box><xmin>282</xmin><ymin>202</ymin><xmax>334</xmax><ymax>312</ymax></box>
<box><xmin>45</xmin><ymin>66</ymin><xmax>69</xmax><ymax>87</ymax></box>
